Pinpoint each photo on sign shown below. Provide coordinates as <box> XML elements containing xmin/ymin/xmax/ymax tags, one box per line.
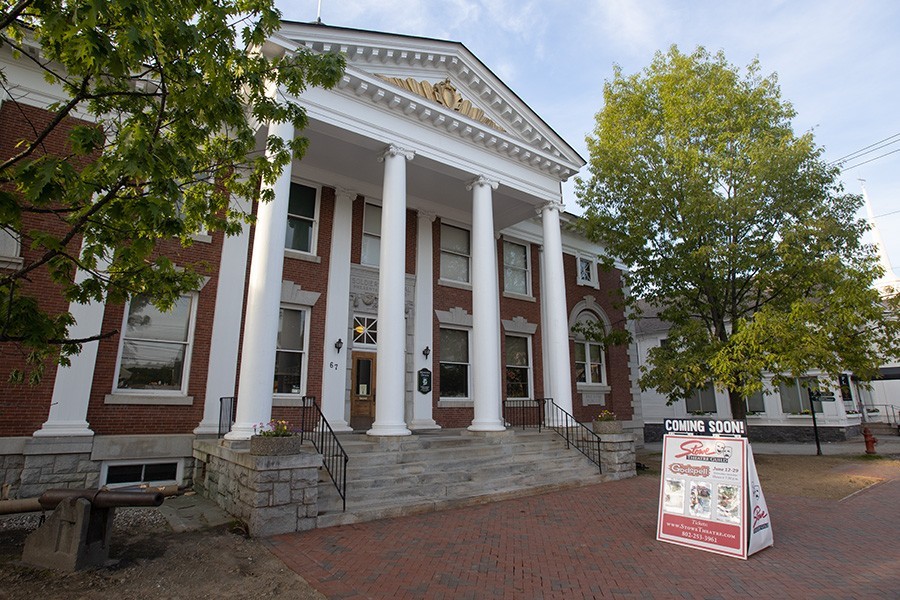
<box><xmin>663</xmin><ymin>479</ymin><xmax>685</xmax><ymax>513</ymax></box>
<box><xmin>716</xmin><ymin>484</ymin><xmax>741</xmax><ymax>524</ymax></box>
<box><xmin>689</xmin><ymin>481</ymin><xmax>711</xmax><ymax>518</ymax></box>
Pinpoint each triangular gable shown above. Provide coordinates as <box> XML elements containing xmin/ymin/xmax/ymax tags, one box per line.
<box><xmin>272</xmin><ymin>22</ymin><xmax>585</xmax><ymax>176</ymax></box>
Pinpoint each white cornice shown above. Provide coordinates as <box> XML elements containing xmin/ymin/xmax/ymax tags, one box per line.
<box><xmin>266</xmin><ymin>27</ymin><xmax>585</xmax><ymax>181</ymax></box>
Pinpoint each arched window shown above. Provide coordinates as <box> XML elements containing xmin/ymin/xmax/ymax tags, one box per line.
<box><xmin>572</xmin><ymin>310</ymin><xmax>607</xmax><ymax>386</ymax></box>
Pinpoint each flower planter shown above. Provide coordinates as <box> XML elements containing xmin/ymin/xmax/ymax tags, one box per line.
<box><xmin>249</xmin><ymin>434</ymin><xmax>307</xmax><ymax>456</ymax></box>
<box><xmin>593</xmin><ymin>420</ymin><xmax>623</xmax><ymax>435</ymax></box>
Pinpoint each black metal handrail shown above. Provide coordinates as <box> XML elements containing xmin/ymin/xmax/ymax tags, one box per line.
<box><xmin>218</xmin><ymin>396</ymin><xmax>236</xmax><ymax>438</ymax></box>
<box><xmin>294</xmin><ymin>396</ymin><xmax>349</xmax><ymax>512</ymax></box>
<box><xmin>503</xmin><ymin>397</ymin><xmax>602</xmax><ymax>473</ymax></box>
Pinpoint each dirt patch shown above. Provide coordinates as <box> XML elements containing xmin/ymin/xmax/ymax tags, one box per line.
<box><xmin>1</xmin><ymin>453</ymin><xmax>898</xmax><ymax>599</ymax></box>
<box><xmin>0</xmin><ymin>508</ymin><xmax>324</xmax><ymax>600</ymax></box>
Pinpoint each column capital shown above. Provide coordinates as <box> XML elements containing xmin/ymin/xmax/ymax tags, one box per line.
<box><xmin>537</xmin><ymin>200</ymin><xmax>565</xmax><ymax>216</ymax></box>
<box><xmin>334</xmin><ymin>187</ymin><xmax>359</xmax><ymax>202</ymax></box>
<box><xmin>379</xmin><ymin>144</ymin><xmax>415</xmax><ymax>162</ymax></box>
<box><xmin>467</xmin><ymin>175</ymin><xmax>499</xmax><ymax>191</ymax></box>
<box><xmin>417</xmin><ymin>209</ymin><xmax>437</xmax><ymax>222</ymax></box>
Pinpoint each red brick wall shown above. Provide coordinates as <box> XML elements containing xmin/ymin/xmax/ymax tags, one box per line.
<box><xmin>87</xmin><ymin>234</ymin><xmax>225</xmax><ymax>434</ymax></box>
<box><xmin>562</xmin><ymin>254</ymin><xmax>634</xmax><ymax>423</ymax></box>
<box><xmin>0</xmin><ymin>103</ymin><xmax>95</xmax><ymax>435</ymax></box>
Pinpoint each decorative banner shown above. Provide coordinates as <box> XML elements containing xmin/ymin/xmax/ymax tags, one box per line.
<box><xmin>657</xmin><ymin>431</ymin><xmax>774</xmax><ymax>559</ymax></box>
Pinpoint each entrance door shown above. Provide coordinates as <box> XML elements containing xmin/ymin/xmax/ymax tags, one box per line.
<box><xmin>350</xmin><ymin>352</ymin><xmax>376</xmax><ymax>431</ymax></box>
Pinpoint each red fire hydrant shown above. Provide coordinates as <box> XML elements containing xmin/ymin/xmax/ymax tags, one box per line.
<box><xmin>863</xmin><ymin>427</ymin><xmax>878</xmax><ymax>455</ymax></box>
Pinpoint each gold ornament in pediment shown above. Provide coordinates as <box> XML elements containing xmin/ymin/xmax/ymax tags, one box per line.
<box><xmin>376</xmin><ymin>75</ymin><xmax>505</xmax><ymax>133</ymax></box>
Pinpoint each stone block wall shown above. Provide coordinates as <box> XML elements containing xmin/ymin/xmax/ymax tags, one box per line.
<box><xmin>598</xmin><ymin>432</ymin><xmax>637</xmax><ymax>480</ymax></box>
<box><xmin>193</xmin><ymin>439</ymin><xmax>321</xmax><ymax>537</ymax></box>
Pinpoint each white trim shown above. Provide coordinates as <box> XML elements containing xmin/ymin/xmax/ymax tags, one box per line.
<box><xmin>273</xmin><ymin>305</ymin><xmax>311</xmax><ymax>399</ymax></box>
<box><xmin>112</xmin><ymin>292</ymin><xmax>199</xmax><ymax>397</ymax></box>
<box><xmin>504</xmin><ymin>333</ymin><xmax>534</xmax><ymax>400</ymax></box>
<box><xmin>438</xmin><ymin>325</ymin><xmax>472</xmax><ymax>402</ymax></box>
<box><xmin>105</xmin><ymin>394</ymin><xmax>193</xmax><ymax>405</ymax></box>
<box><xmin>502</xmin><ymin>238</ymin><xmax>532</xmax><ymax>297</ymax></box>
<box><xmin>285</xmin><ymin>179</ymin><xmax>321</xmax><ymax>255</ymax></box>
<box><xmin>100</xmin><ymin>458</ymin><xmax>184</xmax><ymax>488</ymax></box>
<box><xmin>439</xmin><ymin>222</ymin><xmax>472</xmax><ymax>285</ymax></box>
<box><xmin>576</xmin><ymin>254</ymin><xmax>599</xmax><ymax>288</ymax></box>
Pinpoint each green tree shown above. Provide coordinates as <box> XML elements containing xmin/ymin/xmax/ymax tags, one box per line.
<box><xmin>0</xmin><ymin>1</ymin><xmax>344</xmax><ymax>381</ymax></box>
<box><xmin>577</xmin><ymin>46</ymin><xmax>900</xmax><ymax>420</ymax></box>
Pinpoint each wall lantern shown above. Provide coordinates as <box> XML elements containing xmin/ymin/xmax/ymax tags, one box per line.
<box><xmin>422</xmin><ymin>346</ymin><xmax>431</xmax><ymax>359</ymax></box>
<box><xmin>335</xmin><ymin>338</ymin><xmax>344</xmax><ymax>353</ymax></box>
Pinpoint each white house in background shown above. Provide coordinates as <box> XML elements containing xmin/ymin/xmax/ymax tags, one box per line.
<box><xmin>639</xmin><ymin>182</ymin><xmax>900</xmax><ymax>442</ymax></box>
<box><xmin>635</xmin><ymin>301</ymin><xmax>865</xmax><ymax>443</ymax></box>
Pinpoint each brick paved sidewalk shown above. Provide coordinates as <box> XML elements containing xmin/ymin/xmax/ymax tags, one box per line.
<box><xmin>266</xmin><ymin>466</ymin><xmax>900</xmax><ymax>599</ymax></box>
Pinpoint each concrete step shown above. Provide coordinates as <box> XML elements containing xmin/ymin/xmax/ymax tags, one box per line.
<box><xmin>316</xmin><ymin>475</ymin><xmax>607</xmax><ymax>529</ymax></box>
<box><xmin>315</xmin><ymin>429</ymin><xmax>607</xmax><ymax>524</ymax></box>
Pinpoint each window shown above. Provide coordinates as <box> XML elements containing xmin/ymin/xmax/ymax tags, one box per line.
<box><xmin>503</xmin><ymin>240</ymin><xmax>530</xmax><ymax>295</ymax></box>
<box><xmin>505</xmin><ymin>335</ymin><xmax>531</xmax><ymax>398</ymax></box>
<box><xmin>115</xmin><ymin>294</ymin><xmax>196</xmax><ymax>393</ymax></box>
<box><xmin>686</xmin><ymin>383</ymin><xmax>717</xmax><ymax>414</ymax></box>
<box><xmin>0</xmin><ymin>228</ymin><xmax>22</xmax><ymax>268</ymax></box>
<box><xmin>274</xmin><ymin>307</ymin><xmax>308</xmax><ymax>394</ymax></box>
<box><xmin>573</xmin><ymin>311</ymin><xmax>607</xmax><ymax>386</ymax></box>
<box><xmin>439</xmin><ymin>328</ymin><xmax>469</xmax><ymax>398</ymax></box>
<box><xmin>780</xmin><ymin>377</ymin><xmax>823</xmax><ymax>414</ymax></box>
<box><xmin>104</xmin><ymin>461</ymin><xmax>179</xmax><ymax>487</ymax></box>
<box><xmin>746</xmin><ymin>390</ymin><xmax>766</xmax><ymax>414</ymax></box>
<box><xmin>285</xmin><ymin>182</ymin><xmax>318</xmax><ymax>253</ymax></box>
<box><xmin>352</xmin><ymin>315</ymin><xmax>377</xmax><ymax>345</ymax></box>
<box><xmin>361</xmin><ymin>203</ymin><xmax>381</xmax><ymax>266</ymax></box>
<box><xmin>440</xmin><ymin>224</ymin><xmax>470</xmax><ymax>283</ymax></box>
<box><xmin>577</xmin><ymin>256</ymin><xmax>597</xmax><ymax>286</ymax></box>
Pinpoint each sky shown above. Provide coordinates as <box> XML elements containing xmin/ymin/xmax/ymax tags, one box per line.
<box><xmin>279</xmin><ymin>0</ymin><xmax>900</xmax><ymax>273</ymax></box>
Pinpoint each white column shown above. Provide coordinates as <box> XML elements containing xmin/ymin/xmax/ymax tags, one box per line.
<box><xmin>34</xmin><ymin>254</ymin><xmax>110</xmax><ymax>437</ymax></box>
<box><xmin>368</xmin><ymin>145</ymin><xmax>414</xmax><ymax>437</ymax></box>
<box><xmin>468</xmin><ymin>176</ymin><xmax>505</xmax><ymax>432</ymax></box>
<box><xmin>540</xmin><ymin>201</ymin><xmax>574</xmax><ymax>417</ymax></box>
<box><xmin>320</xmin><ymin>188</ymin><xmax>355</xmax><ymax>432</ymax></box>
<box><xmin>194</xmin><ymin>196</ymin><xmax>252</xmax><ymax>435</ymax></box>
<box><xmin>410</xmin><ymin>211</ymin><xmax>439</xmax><ymax>430</ymax></box>
<box><xmin>225</xmin><ymin>119</ymin><xmax>294</xmax><ymax>440</ymax></box>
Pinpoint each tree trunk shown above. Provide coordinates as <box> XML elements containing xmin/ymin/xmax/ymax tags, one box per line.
<box><xmin>728</xmin><ymin>388</ymin><xmax>747</xmax><ymax>421</ymax></box>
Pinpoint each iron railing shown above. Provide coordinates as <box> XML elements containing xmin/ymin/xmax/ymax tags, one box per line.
<box><xmin>292</xmin><ymin>396</ymin><xmax>349</xmax><ymax>512</ymax></box>
<box><xmin>503</xmin><ymin>398</ymin><xmax>602</xmax><ymax>473</ymax></box>
<box><xmin>218</xmin><ymin>396</ymin><xmax>236</xmax><ymax>438</ymax></box>
<box><xmin>861</xmin><ymin>403</ymin><xmax>900</xmax><ymax>426</ymax></box>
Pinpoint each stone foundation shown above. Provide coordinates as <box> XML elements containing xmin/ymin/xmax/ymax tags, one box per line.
<box><xmin>1</xmin><ymin>435</ymin><xmax>195</xmax><ymax>498</ymax></box>
<box><xmin>193</xmin><ymin>439</ymin><xmax>322</xmax><ymax>537</ymax></box>
<box><xmin>598</xmin><ymin>432</ymin><xmax>636</xmax><ymax>480</ymax></box>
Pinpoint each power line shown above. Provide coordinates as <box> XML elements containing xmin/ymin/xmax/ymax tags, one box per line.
<box><xmin>833</xmin><ymin>137</ymin><xmax>900</xmax><ymax>167</ymax></box>
<box><xmin>843</xmin><ymin>147</ymin><xmax>900</xmax><ymax>171</ymax></box>
<box><xmin>874</xmin><ymin>208</ymin><xmax>900</xmax><ymax>219</ymax></box>
<box><xmin>829</xmin><ymin>132</ymin><xmax>900</xmax><ymax>166</ymax></box>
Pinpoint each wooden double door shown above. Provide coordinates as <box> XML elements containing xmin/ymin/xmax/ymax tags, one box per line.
<box><xmin>350</xmin><ymin>352</ymin><xmax>376</xmax><ymax>431</ymax></box>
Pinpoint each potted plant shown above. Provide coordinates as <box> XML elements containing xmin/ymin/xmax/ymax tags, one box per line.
<box><xmin>249</xmin><ymin>419</ymin><xmax>305</xmax><ymax>456</ymax></box>
<box><xmin>592</xmin><ymin>409</ymin><xmax>622</xmax><ymax>435</ymax></box>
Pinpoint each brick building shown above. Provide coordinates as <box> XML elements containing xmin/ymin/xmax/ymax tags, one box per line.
<box><xmin>0</xmin><ymin>22</ymin><xmax>641</xmax><ymax>497</ymax></box>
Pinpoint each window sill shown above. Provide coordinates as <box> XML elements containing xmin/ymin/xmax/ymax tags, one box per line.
<box><xmin>105</xmin><ymin>393</ymin><xmax>193</xmax><ymax>406</ymax></box>
<box><xmin>438</xmin><ymin>278</ymin><xmax>472</xmax><ymax>291</ymax></box>
<box><xmin>273</xmin><ymin>394</ymin><xmax>309</xmax><ymax>407</ymax></box>
<box><xmin>0</xmin><ymin>256</ymin><xmax>24</xmax><ymax>270</ymax></box>
<box><xmin>190</xmin><ymin>232</ymin><xmax>213</xmax><ymax>244</ymax></box>
<box><xmin>502</xmin><ymin>291</ymin><xmax>535</xmax><ymax>302</ymax></box>
<box><xmin>438</xmin><ymin>398</ymin><xmax>474</xmax><ymax>408</ymax></box>
<box><xmin>577</xmin><ymin>280</ymin><xmax>599</xmax><ymax>289</ymax></box>
<box><xmin>577</xmin><ymin>383</ymin><xmax>610</xmax><ymax>406</ymax></box>
<box><xmin>284</xmin><ymin>249</ymin><xmax>321</xmax><ymax>263</ymax></box>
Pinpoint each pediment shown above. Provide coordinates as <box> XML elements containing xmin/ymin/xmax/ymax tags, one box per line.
<box><xmin>270</xmin><ymin>23</ymin><xmax>585</xmax><ymax>179</ymax></box>
<box><xmin>374</xmin><ymin>75</ymin><xmax>505</xmax><ymax>133</ymax></box>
